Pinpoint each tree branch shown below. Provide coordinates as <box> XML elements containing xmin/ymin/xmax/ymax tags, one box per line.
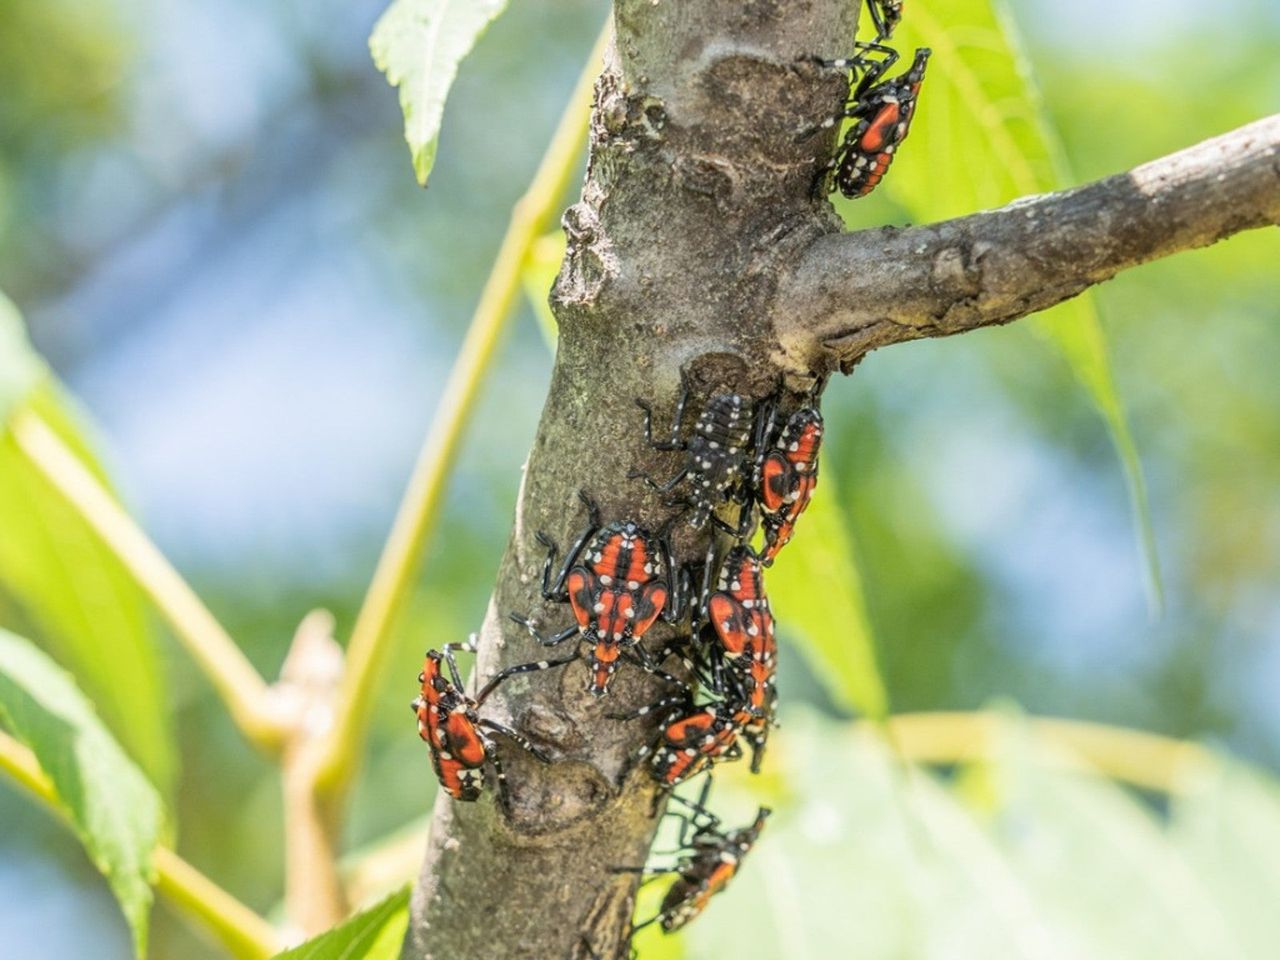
<box><xmin>400</xmin><ymin>3</ymin><xmax>1276</xmax><ymax>956</ymax></box>
<box><xmin>778</xmin><ymin>114</ymin><xmax>1280</xmax><ymax>371</ymax></box>
<box><xmin>402</xmin><ymin>3</ymin><xmax>857</xmax><ymax>957</ymax></box>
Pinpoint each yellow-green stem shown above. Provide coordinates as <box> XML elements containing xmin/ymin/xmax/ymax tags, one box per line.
<box><xmin>313</xmin><ymin>20</ymin><xmax>612</xmax><ymax>801</ymax></box>
<box><xmin>0</xmin><ymin>731</ymin><xmax>280</xmax><ymax>960</ymax></box>
<box><xmin>10</xmin><ymin>410</ymin><xmax>287</xmax><ymax>754</ymax></box>
<box><xmin>335</xmin><ymin>710</ymin><xmax>1219</xmax><ymax>901</ymax></box>
<box><xmin>885</xmin><ymin>710</ymin><xmax>1215</xmax><ymax>794</ymax></box>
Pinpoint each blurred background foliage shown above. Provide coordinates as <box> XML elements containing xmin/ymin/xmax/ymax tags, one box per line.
<box><xmin>0</xmin><ymin>0</ymin><xmax>1277</xmax><ymax>957</ymax></box>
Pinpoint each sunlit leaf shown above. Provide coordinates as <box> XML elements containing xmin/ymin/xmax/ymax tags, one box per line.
<box><xmin>863</xmin><ymin>0</ymin><xmax>1161</xmax><ymax>609</ymax></box>
<box><xmin>0</xmin><ymin>292</ymin><xmax>173</xmax><ymax>794</ymax></box>
<box><xmin>0</xmin><ymin>628</ymin><xmax>165</xmax><ymax>958</ymax></box>
<box><xmin>767</xmin><ymin>464</ymin><xmax>888</xmax><ymax>719</ymax></box>
<box><xmin>370</xmin><ymin>0</ymin><xmax>508</xmax><ymax>185</ymax></box>
<box><xmin>0</xmin><ymin>289</ymin><xmax>43</xmax><ymax>425</ymax></box>
<box><xmin>974</xmin><ymin>714</ymin><xmax>1242</xmax><ymax>959</ymax></box>
<box><xmin>687</xmin><ymin>715</ymin><xmax>1063</xmax><ymax>959</ymax></box>
<box><xmin>271</xmin><ymin>888</ymin><xmax>410</xmax><ymax>960</ymax></box>
<box><xmin>1173</xmin><ymin>757</ymin><xmax>1280</xmax><ymax>958</ymax></box>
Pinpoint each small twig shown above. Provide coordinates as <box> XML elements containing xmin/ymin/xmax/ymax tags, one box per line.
<box><xmin>311</xmin><ymin>20</ymin><xmax>612</xmax><ymax>805</ymax></box>
<box><xmin>10</xmin><ymin>410</ymin><xmax>288</xmax><ymax>754</ymax></box>
<box><xmin>779</xmin><ymin>114</ymin><xmax>1280</xmax><ymax>370</ymax></box>
<box><xmin>0</xmin><ymin>731</ymin><xmax>280</xmax><ymax>960</ymax></box>
<box><xmin>277</xmin><ymin>611</ymin><xmax>348</xmax><ymax>936</ymax></box>
<box><xmin>882</xmin><ymin>711</ymin><xmax>1215</xmax><ymax>795</ymax></box>
<box><xmin>338</xmin><ymin>707</ymin><xmax>1218</xmax><ymax>906</ymax></box>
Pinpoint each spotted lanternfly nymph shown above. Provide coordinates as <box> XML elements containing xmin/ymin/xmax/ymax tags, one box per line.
<box><xmin>753</xmin><ymin>403</ymin><xmax>824</xmax><ymax>565</ymax></box>
<box><xmin>614</xmin><ymin>787</ymin><xmax>771</xmax><ymax>936</ymax></box>
<box><xmin>480</xmin><ymin>492</ymin><xmax>687</xmax><ymax>701</ymax></box>
<box><xmin>613</xmin><ymin>688</ymin><xmax>753</xmax><ymax>789</ymax></box>
<box><xmin>813</xmin><ymin>46</ymin><xmax>931</xmax><ymax>199</ymax></box>
<box><xmin>411</xmin><ymin>640</ymin><xmax>550</xmax><ymax>810</ymax></box>
<box><xmin>700</xmin><ymin>545</ymin><xmax>777</xmax><ymax>771</ymax></box>
<box><xmin>633</xmin><ymin>376</ymin><xmax>755</xmax><ymax>530</ymax></box>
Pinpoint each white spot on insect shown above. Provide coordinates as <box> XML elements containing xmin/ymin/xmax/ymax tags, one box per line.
<box><xmin>599</xmin><ymin>574</ymin><xmax>613</xmax><ymax>586</ymax></box>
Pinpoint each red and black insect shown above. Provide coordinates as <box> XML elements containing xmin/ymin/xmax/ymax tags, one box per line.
<box><xmin>411</xmin><ymin>640</ymin><xmax>550</xmax><ymax>810</ymax></box>
<box><xmin>614</xmin><ymin>786</ymin><xmax>771</xmax><ymax>935</ymax></box>
<box><xmin>813</xmin><ymin>46</ymin><xmax>931</xmax><ymax>199</ymax></box>
<box><xmin>753</xmin><ymin>403</ymin><xmax>824</xmax><ymax>565</ymax></box>
<box><xmin>614</xmin><ymin>688</ymin><xmax>753</xmax><ymax>789</ymax></box>
<box><xmin>479</xmin><ymin>492</ymin><xmax>686</xmax><ymax>701</ymax></box>
<box><xmin>633</xmin><ymin>376</ymin><xmax>756</xmax><ymax>530</ymax></box>
<box><xmin>701</xmin><ymin>545</ymin><xmax>778</xmax><ymax>771</ymax></box>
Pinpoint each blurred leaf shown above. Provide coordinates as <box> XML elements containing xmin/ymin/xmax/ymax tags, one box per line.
<box><xmin>0</xmin><ymin>288</ymin><xmax>43</xmax><ymax>423</ymax></box>
<box><xmin>684</xmin><ymin>712</ymin><xmax>1280</xmax><ymax>960</ymax></box>
<box><xmin>272</xmin><ymin>888</ymin><xmax>410</xmax><ymax>960</ymax></box>
<box><xmin>0</xmin><ymin>299</ymin><xmax>173</xmax><ymax>795</ymax></box>
<box><xmin>767</xmin><ymin>465</ymin><xmax>887</xmax><ymax>719</ymax></box>
<box><xmin>1172</xmin><ymin>757</ymin><xmax>1280</xmax><ymax>958</ymax></box>
<box><xmin>0</xmin><ymin>627</ymin><xmax>164</xmax><ymax>958</ymax></box>
<box><xmin>521</xmin><ymin>232</ymin><xmax>565</xmax><ymax>348</ymax></box>
<box><xmin>0</xmin><ymin>0</ymin><xmax>125</xmax><ymax>138</ymax></box>
<box><xmin>871</xmin><ymin>0</ymin><xmax>1161</xmax><ymax>609</ymax></box>
<box><xmin>976</xmin><ymin>714</ymin><xmax>1242</xmax><ymax>959</ymax></box>
<box><xmin>370</xmin><ymin>0</ymin><xmax>508</xmax><ymax>185</ymax></box>
<box><xmin>687</xmin><ymin>715</ymin><xmax>1063</xmax><ymax>960</ymax></box>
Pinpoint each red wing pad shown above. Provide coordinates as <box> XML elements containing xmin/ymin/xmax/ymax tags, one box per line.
<box><xmin>708</xmin><ymin>593</ymin><xmax>748</xmax><ymax>657</ymax></box>
<box><xmin>759</xmin><ymin>454</ymin><xmax>791</xmax><ymax>513</ymax></box>
<box><xmin>444</xmin><ymin>712</ymin><xmax>487</xmax><ymax>767</ymax></box>
<box><xmin>858</xmin><ymin>101</ymin><xmax>901</xmax><ymax>152</ymax></box>
<box><xmin>567</xmin><ymin>567</ymin><xmax>595</xmax><ymax>630</ymax></box>
<box><xmin>633</xmin><ymin>581</ymin><xmax>668</xmax><ymax>638</ymax></box>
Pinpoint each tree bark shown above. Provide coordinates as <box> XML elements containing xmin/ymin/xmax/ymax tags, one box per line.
<box><xmin>778</xmin><ymin>113</ymin><xmax>1280</xmax><ymax>372</ymax></box>
<box><xmin>401</xmin><ymin>3</ymin><xmax>1278</xmax><ymax>958</ymax></box>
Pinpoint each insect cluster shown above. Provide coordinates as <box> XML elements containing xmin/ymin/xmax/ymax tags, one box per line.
<box><xmin>405</xmin><ymin>4</ymin><xmax>924</xmax><ymax>949</ymax></box>
<box><xmin>804</xmin><ymin>0</ymin><xmax>931</xmax><ymax>200</ymax></box>
<box><xmin>410</xmin><ymin>368</ymin><xmax>823</xmax><ymax>950</ymax></box>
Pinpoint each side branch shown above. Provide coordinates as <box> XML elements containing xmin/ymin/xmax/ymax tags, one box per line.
<box><xmin>779</xmin><ymin>114</ymin><xmax>1280</xmax><ymax>370</ymax></box>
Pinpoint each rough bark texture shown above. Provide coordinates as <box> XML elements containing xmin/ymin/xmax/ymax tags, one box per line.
<box><xmin>403</xmin><ymin>4</ymin><xmax>854</xmax><ymax>959</ymax></box>
<box><xmin>778</xmin><ymin>113</ymin><xmax>1280</xmax><ymax>372</ymax></box>
<box><xmin>401</xmin><ymin>4</ymin><xmax>1279</xmax><ymax>958</ymax></box>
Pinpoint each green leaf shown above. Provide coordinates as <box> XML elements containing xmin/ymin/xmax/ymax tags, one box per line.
<box><xmin>0</xmin><ymin>289</ymin><xmax>44</xmax><ymax>425</ymax></box>
<box><xmin>1172</xmin><ymin>757</ymin><xmax>1280</xmax><ymax>959</ymax></box>
<box><xmin>370</xmin><ymin>0</ymin><xmax>508</xmax><ymax>186</ymax></box>
<box><xmin>0</xmin><ymin>382</ymin><xmax>176</xmax><ymax>795</ymax></box>
<box><xmin>685</xmin><ymin>714</ymin><xmax>1060</xmax><ymax>960</ymax></box>
<box><xmin>870</xmin><ymin>0</ymin><xmax>1161</xmax><ymax>610</ymax></box>
<box><xmin>0</xmin><ymin>628</ymin><xmax>165</xmax><ymax>958</ymax></box>
<box><xmin>974</xmin><ymin>714</ymin><xmax>1242</xmax><ymax>959</ymax></box>
<box><xmin>767</xmin><ymin>464</ymin><xmax>888</xmax><ymax>719</ymax></box>
<box><xmin>272</xmin><ymin>888</ymin><xmax>411</xmax><ymax>960</ymax></box>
